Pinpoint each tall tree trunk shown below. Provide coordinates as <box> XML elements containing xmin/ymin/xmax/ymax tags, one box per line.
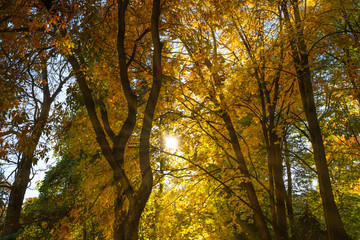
<box><xmin>258</xmin><ymin>80</ymin><xmax>288</xmax><ymax>240</ymax></box>
<box><xmin>222</xmin><ymin>112</ymin><xmax>272</xmax><ymax>240</ymax></box>
<box><xmin>203</xmin><ymin>54</ymin><xmax>271</xmax><ymax>240</ymax></box>
<box><xmin>284</xmin><ymin>138</ymin><xmax>295</xmax><ymax>238</ymax></box>
<box><xmin>281</xmin><ymin>1</ymin><xmax>351</xmax><ymax>239</ymax></box>
<box><xmin>261</xmin><ymin>111</ymin><xmax>288</xmax><ymax>240</ymax></box>
<box><xmin>236</xmin><ymin>10</ymin><xmax>288</xmax><ymax>237</ymax></box>
<box><xmin>2</xmin><ymin>67</ymin><xmax>52</xmax><ymax>238</ymax></box>
<box><xmin>269</xmin><ymin>134</ymin><xmax>288</xmax><ymax>240</ymax></box>
<box><xmin>259</xmin><ymin>97</ymin><xmax>288</xmax><ymax>240</ymax></box>
<box><xmin>2</xmin><ymin>156</ymin><xmax>32</xmax><ymax>237</ymax></box>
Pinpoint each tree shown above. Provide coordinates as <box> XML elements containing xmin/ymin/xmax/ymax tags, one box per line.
<box><xmin>2</xmin><ymin>0</ymin><xmax>360</xmax><ymax>239</ymax></box>
<box><xmin>62</xmin><ymin>0</ymin><xmax>163</xmax><ymax>239</ymax></box>
<box><xmin>1</xmin><ymin>1</ymin><xmax>74</xmax><ymax>236</ymax></box>
<box><xmin>1</xmin><ymin>38</ymin><xmax>69</xmax><ymax>240</ymax></box>
<box><xmin>281</xmin><ymin>0</ymin><xmax>351</xmax><ymax>239</ymax></box>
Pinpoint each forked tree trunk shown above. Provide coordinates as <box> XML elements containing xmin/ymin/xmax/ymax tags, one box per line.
<box><xmin>69</xmin><ymin>0</ymin><xmax>162</xmax><ymax>239</ymax></box>
<box><xmin>113</xmin><ymin>187</ymin><xmax>152</xmax><ymax>240</ymax></box>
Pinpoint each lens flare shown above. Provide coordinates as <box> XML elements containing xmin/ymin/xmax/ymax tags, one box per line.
<box><xmin>165</xmin><ymin>136</ymin><xmax>178</xmax><ymax>151</ymax></box>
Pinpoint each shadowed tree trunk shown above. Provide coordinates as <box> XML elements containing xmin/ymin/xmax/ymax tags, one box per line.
<box><xmin>68</xmin><ymin>0</ymin><xmax>162</xmax><ymax>239</ymax></box>
<box><xmin>202</xmin><ymin>57</ymin><xmax>272</xmax><ymax>240</ymax></box>
<box><xmin>284</xmin><ymin>137</ymin><xmax>295</xmax><ymax>238</ymax></box>
<box><xmin>222</xmin><ymin>112</ymin><xmax>272</xmax><ymax>240</ymax></box>
<box><xmin>236</xmin><ymin>16</ymin><xmax>289</xmax><ymax>238</ymax></box>
<box><xmin>2</xmin><ymin>64</ymin><xmax>66</xmax><ymax>238</ymax></box>
<box><xmin>281</xmin><ymin>1</ymin><xmax>351</xmax><ymax>239</ymax></box>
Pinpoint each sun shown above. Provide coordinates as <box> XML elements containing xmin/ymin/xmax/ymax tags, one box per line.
<box><xmin>164</xmin><ymin>136</ymin><xmax>178</xmax><ymax>151</ymax></box>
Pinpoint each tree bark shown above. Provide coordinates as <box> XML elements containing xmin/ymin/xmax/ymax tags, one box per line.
<box><xmin>2</xmin><ymin>156</ymin><xmax>32</xmax><ymax>237</ymax></box>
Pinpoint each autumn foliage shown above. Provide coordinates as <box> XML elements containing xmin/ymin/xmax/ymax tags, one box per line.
<box><xmin>1</xmin><ymin>0</ymin><xmax>360</xmax><ymax>240</ymax></box>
